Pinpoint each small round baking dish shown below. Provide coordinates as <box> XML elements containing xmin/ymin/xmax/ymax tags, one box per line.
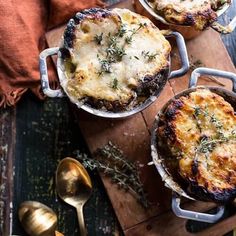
<box><xmin>151</xmin><ymin>67</ymin><xmax>236</xmax><ymax>223</ymax></box>
<box><xmin>39</xmin><ymin>9</ymin><xmax>189</xmax><ymax>119</ymax></box>
<box><xmin>134</xmin><ymin>0</ymin><xmax>236</xmax><ymax>39</ymax></box>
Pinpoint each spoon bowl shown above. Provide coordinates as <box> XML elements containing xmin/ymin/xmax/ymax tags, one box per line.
<box><xmin>18</xmin><ymin>201</ymin><xmax>62</xmax><ymax>236</ymax></box>
<box><xmin>56</xmin><ymin>157</ymin><xmax>92</xmax><ymax>236</ymax></box>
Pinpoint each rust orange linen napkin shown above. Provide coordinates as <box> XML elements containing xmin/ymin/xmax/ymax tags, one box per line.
<box><xmin>0</xmin><ymin>0</ymin><xmax>104</xmax><ymax>107</ymax></box>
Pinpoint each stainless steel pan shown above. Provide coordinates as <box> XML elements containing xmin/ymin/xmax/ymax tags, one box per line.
<box><xmin>151</xmin><ymin>67</ymin><xmax>236</xmax><ymax>223</ymax></box>
<box><xmin>139</xmin><ymin>0</ymin><xmax>236</xmax><ymax>34</ymax></box>
<box><xmin>39</xmin><ymin>29</ymin><xmax>189</xmax><ymax>119</ymax></box>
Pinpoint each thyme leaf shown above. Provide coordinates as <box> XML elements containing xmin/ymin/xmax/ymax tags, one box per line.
<box><xmin>141</xmin><ymin>50</ymin><xmax>159</xmax><ymax>61</ymax></box>
<box><xmin>125</xmin><ymin>36</ymin><xmax>132</xmax><ymax>44</ymax></box>
<box><xmin>94</xmin><ymin>33</ymin><xmax>103</xmax><ymax>45</ymax></box>
<box><xmin>97</xmin><ymin>55</ymin><xmax>112</xmax><ymax>75</ymax></box>
<box><xmin>116</xmin><ymin>23</ymin><xmax>127</xmax><ymax>37</ymax></box>
<box><xmin>111</xmin><ymin>78</ymin><xmax>118</xmax><ymax>90</ymax></box>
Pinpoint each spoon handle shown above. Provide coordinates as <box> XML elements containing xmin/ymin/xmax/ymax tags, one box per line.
<box><xmin>76</xmin><ymin>205</ymin><xmax>87</xmax><ymax>236</ymax></box>
<box><xmin>55</xmin><ymin>231</ymin><xmax>64</xmax><ymax>236</ymax></box>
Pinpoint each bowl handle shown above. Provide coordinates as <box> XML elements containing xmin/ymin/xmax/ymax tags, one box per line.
<box><xmin>211</xmin><ymin>15</ymin><xmax>236</xmax><ymax>34</ymax></box>
<box><xmin>189</xmin><ymin>67</ymin><xmax>236</xmax><ymax>92</ymax></box>
<box><xmin>172</xmin><ymin>193</ymin><xmax>225</xmax><ymax>223</ymax></box>
<box><xmin>165</xmin><ymin>31</ymin><xmax>190</xmax><ymax>79</ymax></box>
<box><xmin>39</xmin><ymin>47</ymin><xmax>64</xmax><ymax>98</ymax></box>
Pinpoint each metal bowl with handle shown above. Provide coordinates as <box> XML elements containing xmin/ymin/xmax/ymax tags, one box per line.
<box><xmin>39</xmin><ymin>8</ymin><xmax>189</xmax><ymax>119</ymax></box>
<box><xmin>135</xmin><ymin>0</ymin><xmax>236</xmax><ymax>39</ymax></box>
<box><xmin>151</xmin><ymin>67</ymin><xmax>236</xmax><ymax>223</ymax></box>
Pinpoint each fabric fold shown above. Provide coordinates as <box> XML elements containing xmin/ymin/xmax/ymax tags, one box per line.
<box><xmin>0</xmin><ymin>0</ymin><xmax>105</xmax><ymax>107</ymax></box>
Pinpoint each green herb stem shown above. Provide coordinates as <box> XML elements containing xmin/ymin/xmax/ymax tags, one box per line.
<box><xmin>76</xmin><ymin>142</ymin><xmax>149</xmax><ymax>208</ymax></box>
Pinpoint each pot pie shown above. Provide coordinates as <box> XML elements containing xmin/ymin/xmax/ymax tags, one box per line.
<box><xmin>148</xmin><ymin>0</ymin><xmax>231</xmax><ymax>30</ymax></box>
<box><xmin>60</xmin><ymin>8</ymin><xmax>171</xmax><ymax>112</ymax></box>
<box><xmin>157</xmin><ymin>88</ymin><xmax>236</xmax><ymax>203</ymax></box>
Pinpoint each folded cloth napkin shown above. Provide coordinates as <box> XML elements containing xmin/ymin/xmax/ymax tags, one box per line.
<box><xmin>0</xmin><ymin>0</ymin><xmax>104</xmax><ymax>107</ymax></box>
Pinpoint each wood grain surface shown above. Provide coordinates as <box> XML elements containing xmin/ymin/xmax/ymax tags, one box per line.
<box><xmin>45</xmin><ymin>0</ymin><xmax>236</xmax><ymax>235</ymax></box>
<box><xmin>0</xmin><ymin>108</ymin><xmax>15</xmax><ymax>236</ymax></box>
<box><xmin>1</xmin><ymin>0</ymin><xmax>235</xmax><ymax>235</ymax></box>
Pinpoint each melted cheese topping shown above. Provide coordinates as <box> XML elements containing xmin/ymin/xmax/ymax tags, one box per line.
<box><xmin>150</xmin><ymin>0</ymin><xmax>229</xmax><ymax>30</ymax></box>
<box><xmin>161</xmin><ymin>88</ymin><xmax>236</xmax><ymax>193</ymax></box>
<box><xmin>153</xmin><ymin>0</ymin><xmax>220</xmax><ymax>12</ymax></box>
<box><xmin>64</xmin><ymin>8</ymin><xmax>170</xmax><ymax>107</ymax></box>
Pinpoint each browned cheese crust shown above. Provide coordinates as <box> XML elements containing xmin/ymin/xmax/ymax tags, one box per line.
<box><xmin>157</xmin><ymin>88</ymin><xmax>236</xmax><ymax>202</ymax></box>
<box><xmin>149</xmin><ymin>0</ymin><xmax>231</xmax><ymax>30</ymax></box>
<box><xmin>60</xmin><ymin>8</ymin><xmax>171</xmax><ymax>112</ymax></box>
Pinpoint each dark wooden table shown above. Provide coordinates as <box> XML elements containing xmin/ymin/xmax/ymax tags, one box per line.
<box><xmin>0</xmin><ymin>1</ymin><xmax>236</xmax><ymax>235</ymax></box>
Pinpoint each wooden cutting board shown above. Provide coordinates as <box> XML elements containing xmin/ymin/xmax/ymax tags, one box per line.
<box><xmin>46</xmin><ymin>1</ymin><xmax>236</xmax><ymax>235</ymax></box>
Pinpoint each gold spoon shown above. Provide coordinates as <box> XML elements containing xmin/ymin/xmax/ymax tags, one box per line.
<box><xmin>18</xmin><ymin>201</ymin><xmax>63</xmax><ymax>236</ymax></box>
<box><xmin>56</xmin><ymin>157</ymin><xmax>92</xmax><ymax>236</ymax></box>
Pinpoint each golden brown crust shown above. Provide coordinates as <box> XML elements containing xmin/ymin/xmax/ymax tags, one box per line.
<box><xmin>150</xmin><ymin>0</ymin><xmax>231</xmax><ymax>30</ymax></box>
<box><xmin>60</xmin><ymin>8</ymin><xmax>171</xmax><ymax>112</ymax></box>
<box><xmin>157</xmin><ymin>88</ymin><xmax>236</xmax><ymax>202</ymax></box>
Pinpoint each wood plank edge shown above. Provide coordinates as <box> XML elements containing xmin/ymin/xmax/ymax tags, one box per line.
<box><xmin>0</xmin><ymin>108</ymin><xmax>16</xmax><ymax>235</ymax></box>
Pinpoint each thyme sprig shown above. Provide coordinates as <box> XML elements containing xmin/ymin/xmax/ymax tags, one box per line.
<box><xmin>106</xmin><ymin>34</ymin><xmax>126</xmax><ymax>62</ymax></box>
<box><xmin>192</xmin><ymin>105</ymin><xmax>236</xmax><ymax>167</ymax></box>
<box><xmin>97</xmin><ymin>22</ymin><xmax>147</xmax><ymax>75</ymax></box>
<box><xmin>97</xmin><ymin>142</ymin><xmax>137</xmax><ymax>172</ymax></box>
<box><xmin>197</xmin><ymin>136</ymin><xmax>223</xmax><ymax>154</ymax></box>
<box><xmin>197</xmin><ymin>136</ymin><xmax>236</xmax><ymax>157</ymax></box>
<box><xmin>193</xmin><ymin>106</ymin><xmax>224</xmax><ymax>136</ymax></box>
<box><xmin>125</xmin><ymin>22</ymin><xmax>147</xmax><ymax>44</ymax></box>
<box><xmin>76</xmin><ymin>142</ymin><xmax>149</xmax><ymax>208</ymax></box>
